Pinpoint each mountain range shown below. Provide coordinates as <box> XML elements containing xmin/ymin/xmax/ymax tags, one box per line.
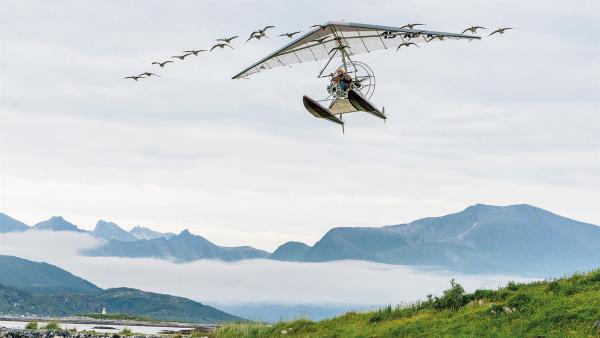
<box><xmin>288</xmin><ymin>204</ymin><xmax>600</xmax><ymax>275</ymax></box>
<box><xmin>2</xmin><ymin>204</ymin><xmax>600</xmax><ymax>276</ymax></box>
<box><xmin>0</xmin><ymin>255</ymin><xmax>239</xmax><ymax>323</ymax></box>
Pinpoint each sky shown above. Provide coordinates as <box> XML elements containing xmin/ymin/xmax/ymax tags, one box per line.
<box><xmin>1</xmin><ymin>0</ymin><xmax>599</xmax><ymax>251</ymax></box>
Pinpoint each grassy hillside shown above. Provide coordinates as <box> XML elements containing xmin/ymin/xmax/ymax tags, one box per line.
<box><xmin>212</xmin><ymin>269</ymin><xmax>600</xmax><ymax>337</ymax></box>
<box><xmin>0</xmin><ymin>255</ymin><xmax>101</xmax><ymax>294</ymax></box>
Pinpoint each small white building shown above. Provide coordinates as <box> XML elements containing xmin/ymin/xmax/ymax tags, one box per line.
<box><xmin>101</xmin><ymin>306</ymin><xmax>107</xmax><ymax>315</ymax></box>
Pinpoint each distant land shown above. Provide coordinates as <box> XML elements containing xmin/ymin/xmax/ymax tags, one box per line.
<box><xmin>2</xmin><ymin>203</ymin><xmax>600</xmax><ymax>276</ymax></box>
<box><xmin>0</xmin><ymin>255</ymin><xmax>240</xmax><ymax>323</ymax></box>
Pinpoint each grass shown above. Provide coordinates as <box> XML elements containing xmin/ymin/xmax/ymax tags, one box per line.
<box><xmin>211</xmin><ymin>269</ymin><xmax>600</xmax><ymax>338</ymax></box>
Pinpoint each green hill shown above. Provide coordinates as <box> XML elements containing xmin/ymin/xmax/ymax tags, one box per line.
<box><xmin>0</xmin><ymin>255</ymin><xmax>239</xmax><ymax>323</ymax></box>
<box><xmin>212</xmin><ymin>269</ymin><xmax>600</xmax><ymax>337</ymax></box>
<box><xmin>0</xmin><ymin>283</ymin><xmax>240</xmax><ymax>323</ymax></box>
<box><xmin>0</xmin><ymin>255</ymin><xmax>101</xmax><ymax>294</ymax></box>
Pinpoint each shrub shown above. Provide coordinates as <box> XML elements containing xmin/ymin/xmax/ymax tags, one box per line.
<box><xmin>562</xmin><ymin>284</ymin><xmax>579</xmax><ymax>295</ymax></box>
<box><xmin>433</xmin><ymin>279</ymin><xmax>467</xmax><ymax>311</ymax></box>
<box><xmin>506</xmin><ymin>281</ymin><xmax>519</xmax><ymax>291</ymax></box>
<box><xmin>25</xmin><ymin>321</ymin><xmax>38</xmax><ymax>330</ymax></box>
<box><xmin>368</xmin><ymin>314</ymin><xmax>383</xmax><ymax>324</ymax></box>
<box><xmin>43</xmin><ymin>321</ymin><xmax>60</xmax><ymax>330</ymax></box>
<box><xmin>469</xmin><ymin>289</ymin><xmax>497</xmax><ymax>302</ymax></box>
<box><xmin>546</xmin><ymin>280</ymin><xmax>561</xmax><ymax>294</ymax></box>
<box><xmin>506</xmin><ymin>293</ymin><xmax>531</xmax><ymax>309</ymax></box>
<box><xmin>489</xmin><ymin>304</ymin><xmax>505</xmax><ymax>315</ymax></box>
<box><xmin>120</xmin><ymin>328</ymin><xmax>133</xmax><ymax>336</ymax></box>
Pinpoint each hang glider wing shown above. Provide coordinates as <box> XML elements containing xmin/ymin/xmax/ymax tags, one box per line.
<box><xmin>232</xmin><ymin>21</ymin><xmax>480</xmax><ymax>79</ymax></box>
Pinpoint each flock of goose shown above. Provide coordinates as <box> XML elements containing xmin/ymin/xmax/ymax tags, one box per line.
<box><xmin>124</xmin><ymin>23</ymin><xmax>513</xmax><ymax>81</ymax></box>
<box><xmin>124</xmin><ymin>25</ymin><xmax>291</xmax><ymax>81</ymax></box>
<box><xmin>394</xmin><ymin>25</ymin><xmax>512</xmax><ymax>50</ymax></box>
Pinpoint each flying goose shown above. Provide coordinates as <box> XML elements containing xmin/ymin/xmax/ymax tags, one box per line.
<box><xmin>124</xmin><ymin>75</ymin><xmax>145</xmax><ymax>81</ymax></box>
<box><xmin>171</xmin><ymin>53</ymin><xmax>193</xmax><ymax>60</ymax></box>
<box><xmin>258</xmin><ymin>25</ymin><xmax>275</xmax><ymax>36</ymax></box>
<box><xmin>246</xmin><ymin>32</ymin><xmax>263</xmax><ymax>42</ymax></box>
<box><xmin>489</xmin><ymin>27</ymin><xmax>513</xmax><ymax>36</ymax></box>
<box><xmin>183</xmin><ymin>49</ymin><xmax>207</xmax><ymax>56</ymax></box>
<box><xmin>328</xmin><ymin>45</ymin><xmax>350</xmax><ymax>55</ymax></box>
<box><xmin>400</xmin><ymin>23</ymin><xmax>425</xmax><ymax>30</ymax></box>
<box><xmin>426</xmin><ymin>34</ymin><xmax>445</xmax><ymax>42</ymax></box>
<box><xmin>311</xmin><ymin>36</ymin><xmax>328</xmax><ymax>44</ymax></box>
<box><xmin>396</xmin><ymin>42</ymin><xmax>419</xmax><ymax>51</ymax></box>
<box><xmin>310</xmin><ymin>24</ymin><xmax>328</xmax><ymax>30</ymax></box>
<box><xmin>151</xmin><ymin>60</ymin><xmax>173</xmax><ymax>67</ymax></box>
<box><xmin>279</xmin><ymin>31</ymin><xmax>301</xmax><ymax>38</ymax></box>
<box><xmin>216</xmin><ymin>36</ymin><xmax>239</xmax><ymax>44</ymax></box>
<box><xmin>210</xmin><ymin>43</ymin><xmax>234</xmax><ymax>51</ymax></box>
<box><xmin>462</xmin><ymin>26</ymin><xmax>487</xmax><ymax>34</ymax></box>
<box><xmin>138</xmin><ymin>72</ymin><xmax>161</xmax><ymax>77</ymax></box>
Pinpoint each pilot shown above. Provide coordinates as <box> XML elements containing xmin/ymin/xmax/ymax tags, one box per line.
<box><xmin>331</xmin><ymin>67</ymin><xmax>352</xmax><ymax>92</ymax></box>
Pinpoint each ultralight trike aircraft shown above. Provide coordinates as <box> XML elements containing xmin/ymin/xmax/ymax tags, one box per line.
<box><xmin>233</xmin><ymin>22</ymin><xmax>479</xmax><ymax>131</ymax></box>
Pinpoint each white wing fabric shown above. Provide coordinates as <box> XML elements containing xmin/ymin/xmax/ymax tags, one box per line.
<box><xmin>232</xmin><ymin>21</ymin><xmax>480</xmax><ymax>79</ymax></box>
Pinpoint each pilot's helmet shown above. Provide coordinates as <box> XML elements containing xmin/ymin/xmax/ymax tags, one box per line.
<box><xmin>336</xmin><ymin>67</ymin><xmax>346</xmax><ymax>74</ymax></box>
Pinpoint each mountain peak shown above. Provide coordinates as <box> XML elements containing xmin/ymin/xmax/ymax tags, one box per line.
<box><xmin>464</xmin><ymin>203</ymin><xmax>498</xmax><ymax>212</ymax></box>
<box><xmin>178</xmin><ymin>229</ymin><xmax>195</xmax><ymax>238</ymax></box>
<box><xmin>129</xmin><ymin>226</ymin><xmax>175</xmax><ymax>240</ymax></box>
<box><xmin>92</xmin><ymin>220</ymin><xmax>137</xmax><ymax>242</ymax></box>
<box><xmin>270</xmin><ymin>241</ymin><xmax>312</xmax><ymax>261</ymax></box>
<box><xmin>95</xmin><ymin>219</ymin><xmax>118</xmax><ymax>229</ymax></box>
<box><xmin>34</xmin><ymin>216</ymin><xmax>83</xmax><ymax>232</ymax></box>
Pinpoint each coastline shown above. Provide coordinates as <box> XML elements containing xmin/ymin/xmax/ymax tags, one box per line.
<box><xmin>0</xmin><ymin>316</ymin><xmax>218</xmax><ymax>330</ymax></box>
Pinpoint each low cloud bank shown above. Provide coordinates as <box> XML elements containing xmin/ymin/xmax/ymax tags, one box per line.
<box><xmin>0</xmin><ymin>231</ymin><xmax>534</xmax><ymax>306</ymax></box>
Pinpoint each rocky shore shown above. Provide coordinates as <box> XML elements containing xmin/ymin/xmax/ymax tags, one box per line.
<box><xmin>0</xmin><ymin>318</ymin><xmax>206</xmax><ymax>330</ymax></box>
<box><xmin>0</xmin><ymin>328</ymin><xmax>155</xmax><ymax>338</ymax></box>
<box><xmin>0</xmin><ymin>328</ymin><xmax>210</xmax><ymax>338</ymax></box>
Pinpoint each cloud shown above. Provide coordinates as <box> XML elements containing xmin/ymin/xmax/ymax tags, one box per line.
<box><xmin>0</xmin><ymin>231</ymin><xmax>534</xmax><ymax>307</ymax></box>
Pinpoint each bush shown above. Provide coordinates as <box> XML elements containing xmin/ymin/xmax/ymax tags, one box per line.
<box><xmin>469</xmin><ymin>289</ymin><xmax>497</xmax><ymax>302</ymax></box>
<box><xmin>506</xmin><ymin>293</ymin><xmax>531</xmax><ymax>309</ymax></box>
<box><xmin>25</xmin><ymin>321</ymin><xmax>38</xmax><ymax>330</ymax></box>
<box><xmin>581</xmin><ymin>271</ymin><xmax>600</xmax><ymax>285</ymax></box>
<box><xmin>506</xmin><ymin>281</ymin><xmax>519</xmax><ymax>291</ymax></box>
<box><xmin>546</xmin><ymin>281</ymin><xmax>561</xmax><ymax>294</ymax></box>
<box><xmin>433</xmin><ymin>279</ymin><xmax>467</xmax><ymax>311</ymax></box>
<box><xmin>489</xmin><ymin>304</ymin><xmax>505</xmax><ymax>315</ymax></box>
<box><xmin>368</xmin><ymin>314</ymin><xmax>383</xmax><ymax>324</ymax></box>
<box><xmin>545</xmin><ymin>280</ymin><xmax>580</xmax><ymax>296</ymax></box>
<box><xmin>43</xmin><ymin>321</ymin><xmax>60</xmax><ymax>330</ymax></box>
<box><xmin>120</xmin><ymin>328</ymin><xmax>133</xmax><ymax>336</ymax></box>
<box><xmin>562</xmin><ymin>284</ymin><xmax>579</xmax><ymax>295</ymax></box>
